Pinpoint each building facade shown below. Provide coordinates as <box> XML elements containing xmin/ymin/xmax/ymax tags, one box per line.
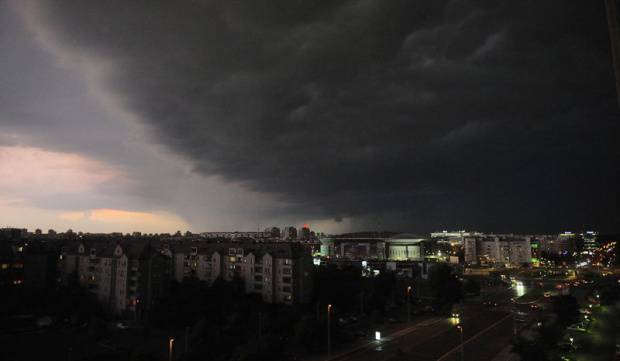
<box><xmin>168</xmin><ymin>240</ymin><xmax>313</xmax><ymax>304</ymax></box>
<box><xmin>61</xmin><ymin>239</ymin><xmax>171</xmax><ymax>316</ymax></box>
<box><xmin>464</xmin><ymin>235</ymin><xmax>532</xmax><ymax>266</ymax></box>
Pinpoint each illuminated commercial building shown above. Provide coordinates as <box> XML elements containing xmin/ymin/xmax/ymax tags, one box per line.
<box><xmin>464</xmin><ymin>235</ymin><xmax>532</xmax><ymax>266</ymax></box>
<box><xmin>430</xmin><ymin>230</ymin><xmax>483</xmax><ymax>245</ymax></box>
<box><xmin>319</xmin><ymin>233</ymin><xmax>427</xmax><ymax>261</ymax></box>
<box><xmin>385</xmin><ymin>234</ymin><xmax>426</xmax><ymax>261</ymax></box>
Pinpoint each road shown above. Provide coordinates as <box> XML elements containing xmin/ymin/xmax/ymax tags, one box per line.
<box><xmin>330</xmin><ymin>305</ymin><xmax>515</xmax><ymax>361</ymax></box>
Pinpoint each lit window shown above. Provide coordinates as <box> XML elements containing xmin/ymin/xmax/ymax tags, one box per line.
<box><xmin>1</xmin><ymin>264</ymin><xmax>8</xmax><ymax>270</ymax></box>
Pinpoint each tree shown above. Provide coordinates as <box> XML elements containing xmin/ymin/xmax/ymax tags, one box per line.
<box><xmin>426</xmin><ymin>264</ymin><xmax>463</xmax><ymax>308</ymax></box>
<box><xmin>512</xmin><ymin>336</ymin><xmax>547</xmax><ymax>361</ymax></box>
<box><xmin>552</xmin><ymin>295</ymin><xmax>579</xmax><ymax>325</ymax></box>
<box><xmin>313</xmin><ymin>264</ymin><xmax>362</xmax><ymax>313</ymax></box>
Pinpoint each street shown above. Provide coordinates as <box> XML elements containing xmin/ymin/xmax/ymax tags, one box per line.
<box><xmin>329</xmin><ymin>304</ymin><xmax>515</xmax><ymax>361</ymax></box>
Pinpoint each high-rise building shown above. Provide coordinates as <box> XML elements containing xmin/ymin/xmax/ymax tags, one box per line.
<box><xmin>263</xmin><ymin>227</ymin><xmax>281</xmax><ymax>239</ymax></box>
<box><xmin>582</xmin><ymin>231</ymin><xmax>599</xmax><ymax>252</ymax></box>
<box><xmin>299</xmin><ymin>225</ymin><xmax>311</xmax><ymax>241</ymax></box>
<box><xmin>282</xmin><ymin>226</ymin><xmax>298</xmax><ymax>240</ymax></box>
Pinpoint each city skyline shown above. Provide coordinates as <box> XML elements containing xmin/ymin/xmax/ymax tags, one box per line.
<box><xmin>1</xmin><ymin>1</ymin><xmax>619</xmax><ymax>235</ymax></box>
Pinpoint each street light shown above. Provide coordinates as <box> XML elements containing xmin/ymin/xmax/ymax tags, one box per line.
<box><xmin>327</xmin><ymin>304</ymin><xmax>332</xmax><ymax>359</ymax></box>
<box><xmin>456</xmin><ymin>324</ymin><xmax>464</xmax><ymax>361</ymax></box>
<box><xmin>407</xmin><ymin>286</ymin><xmax>412</xmax><ymax>323</ymax></box>
<box><xmin>168</xmin><ymin>338</ymin><xmax>175</xmax><ymax>361</ymax></box>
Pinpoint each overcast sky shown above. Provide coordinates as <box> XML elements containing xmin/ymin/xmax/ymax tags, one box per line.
<box><xmin>1</xmin><ymin>0</ymin><xmax>618</xmax><ymax>234</ymax></box>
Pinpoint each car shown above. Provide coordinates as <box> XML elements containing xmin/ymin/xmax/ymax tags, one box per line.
<box><xmin>530</xmin><ymin>304</ymin><xmax>540</xmax><ymax>310</ymax></box>
<box><xmin>36</xmin><ymin>316</ymin><xmax>53</xmax><ymax>327</ymax></box>
<box><xmin>116</xmin><ymin>322</ymin><xmax>129</xmax><ymax>329</ymax></box>
<box><xmin>423</xmin><ymin>306</ymin><xmax>436</xmax><ymax>313</ymax></box>
<box><xmin>483</xmin><ymin>300</ymin><xmax>498</xmax><ymax>307</ymax></box>
<box><xmin>544</xmin><ymin>292</ymin><xmax>552</xmax><ymax>298</ymax></box>
<box><xmin>567</xmin><ymin>323</ymin><xmax>587</xmax><ymax>332</ymax></box>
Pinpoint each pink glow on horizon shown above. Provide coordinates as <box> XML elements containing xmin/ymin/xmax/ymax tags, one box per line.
<box><xmin>0</xmin><ymin>145</ymin><xmax>118</xmax><ymax>198</ymax></box>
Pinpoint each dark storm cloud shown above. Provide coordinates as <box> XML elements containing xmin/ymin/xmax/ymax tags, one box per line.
<box><xmin>29</xmin><ymin>0</ymin><xmax>620</xmax><ymax>232</ymax></box>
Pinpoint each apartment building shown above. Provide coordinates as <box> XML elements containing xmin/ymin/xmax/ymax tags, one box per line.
<box><xmin>464</xmin><ymin>235</ymin><xmax>532</xmax><ymax>266</ymax></box>
<box><xmin>168</xmin><ymin>240</ymin><xmax>313</xmax><ymax>304</ymax></box>
<box><xmin>244</xmin><ymin>245</ymin><xmax>313</xmax><ymax>304</ymax></box>
<box><xmin>61</xmin><ymin>238</ymin><xmax>171</xmax><ymax>316</ymax></box>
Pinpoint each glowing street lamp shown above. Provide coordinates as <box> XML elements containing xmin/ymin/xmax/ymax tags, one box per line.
<box><xmin>327</xmin><ymin>304</ymin><xmax>332</xmax><ymax>359</ymax></box>
<box><xmin>407</xmin><ymin>286</ymin><xmax>412</xmax><ymax>323</ymax></box>
<box><xmin>168</xmin><ymin>338</ymin><xmax>175</xmax><ymax>361</ymax></box>
<box><xmin>456</xmin><ymin>324</ymin><xmax>464</xmax><ymax>361</ymax></box>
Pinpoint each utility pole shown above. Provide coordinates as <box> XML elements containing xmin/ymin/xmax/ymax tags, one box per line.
<box><xmin>258</xmin><ymin>312</ymin><xmax>262</xmax><ymax>340</ymax></box>
<box><xmin>184</xmin><ymin>326</ymin><xmax>189</xmax><ymax>353</ymax></box>
<box><xmin>360</xmin><ymin>291</ymin><xmax>364</xmax><ymax>314</ymax></box>
<box><xmin>606</xmin><ymin>0</ymin><xmax>620</xmax><ymax>107</ymax></box>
